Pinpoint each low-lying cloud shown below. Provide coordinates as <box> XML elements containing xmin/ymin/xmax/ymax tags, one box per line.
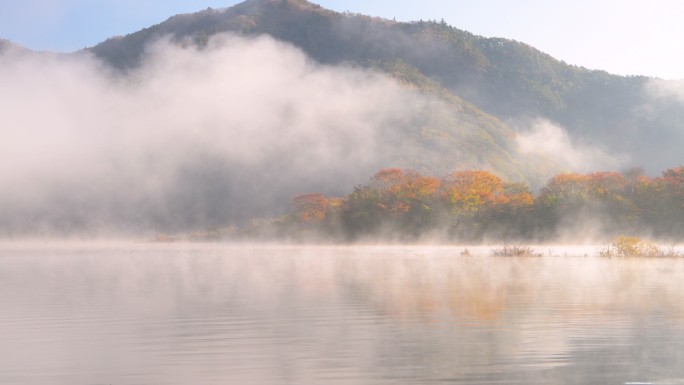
<box><xmin>644</xmin><ymin>78</ymin><xmax>684</xmax><ymax>103</ymax></box>
<box><xmin>0</xmin><ymin>34</ymin><xmax>430</xmax><ymax>236</ymax></box>
<box><xmin>3</xmin><ymin>33</ymin><xmax>647</xmax><ymax>238</ymax></box>
<box><xmin>515</xmin><ymin>119</ymin><xmax>624</xmax><ymax>173</ymax></box>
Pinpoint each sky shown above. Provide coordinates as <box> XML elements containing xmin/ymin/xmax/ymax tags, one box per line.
<box><xmin>1</xmin><ymin>0</ymin><xmax>683</xmax><ymax>79</ymax></box>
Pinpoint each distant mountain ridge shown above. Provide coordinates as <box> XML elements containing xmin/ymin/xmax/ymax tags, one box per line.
<box><xmin>83</xmin><ymin>0</ymin><xmax>556</xmax><ymax>182</ymax></box>
<box><xmin>1</xmin><ymin>0</ymin><xmax>676</xmax><ymax>175</ymax></box>
<box><xmin>0</xmin><ymin>38</ymin><xmax>25</xmax><ymax>53</ymax></box>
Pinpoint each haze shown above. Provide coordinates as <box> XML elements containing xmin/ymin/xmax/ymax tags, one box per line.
<box><xmin>1</xmin><ymin>34</ymin><xmax>428</xmax><ymax>235</ymax></box>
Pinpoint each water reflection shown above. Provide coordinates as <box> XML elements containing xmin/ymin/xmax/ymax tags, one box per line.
<box><xmin>1</xmin><ymin>244</ymin><xmax>684</xmax><ymax>384</ymax></box>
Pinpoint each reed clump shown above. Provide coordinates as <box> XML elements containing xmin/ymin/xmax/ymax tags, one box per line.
<box><xmin>491</xmin><ymin>244</ymin><xmax>541</xmax><ymax>257</ymax></box>
<box><xmin>599</xmin><ymin>236</ymin><xmax>681</xmax><ymax>257</ymax></box>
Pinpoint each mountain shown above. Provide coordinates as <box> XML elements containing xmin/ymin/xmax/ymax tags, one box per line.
<box><xmin>88</xmin><ymin>0</ymin><xmax>562</xmax><ymax>183</ymax></box>
<box><xmin>88</xmin><ymin>0</ymin><xmax>684</xmax><ymax>174</ymax></box>
<box><xmin>0</xmin><ymin>38</ymin><xmax>26</xmax><ymax>54</ymax></box>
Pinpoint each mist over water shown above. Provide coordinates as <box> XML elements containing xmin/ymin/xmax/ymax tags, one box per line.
<box><xmin>2</xmin><ymin>244</ymin><xmax>684</xmax><ymax>385</ymax></box>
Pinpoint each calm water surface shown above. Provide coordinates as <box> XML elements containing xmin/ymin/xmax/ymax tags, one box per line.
<box><xmin>1</xmin><ymin>243</ymin><xmax>684</xmax><ymax>385</ymax></box>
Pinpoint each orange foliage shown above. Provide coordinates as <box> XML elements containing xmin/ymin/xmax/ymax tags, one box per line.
<box><xmin>287</xmin><ymin>166</ymin><xmax>684</xmax><ymax>239</ymax></box>
<box><xmin>658</xmin><ymin>166</ymin><xmax>684</xmax><ymax>207</ymax></box>
<box><xmin>327</xmin><ymin>197</ymin><xmax>346</xmax><ymax>209</ymax></box>
<box><xmin>662</xmin><ymin>166</ymin><xmax>684</xmax><ymax>187</ymax></box>
<box><xmin>538</xmin><ymin>173</ymin><xmax>590</xmax><ymax>205</ymax></box>
<box><xmin>371</xmin><ymin>169</ymin><xmax>441</xmax><ymax>215</ymax></box>
<box><xmin>401</xmin><ymin>170</ymin><xmax>441</xmax><ymax>200</ymax></box>
<box><xmin>378</xmin><ymin>201</ymin><xmax>412</xmax><ymax>215</ymax></box>
<box><xmin>371</xmin><ymin>168</ymin><xmax>442</xmax><ymax>198</ymax></box>
<box><xmin>502</xmin><ymin>182</ymin><xmax>534</xmax><ymax>208</ymax></box>
<box><xmin>293</xmin><ymin>193</ymin><xmax>328</xmax><ymax>222</ymax></box>
<box><xmin>586</xmin><ymin>172</ymin><xmax>627</xmax><ymax>198</ymax></box>
<box><xmin>441</xmin><ymin>170</ymin><xmax>506</xmax><ymax>213</ymax></box>
<box><xmin>371</xmin><ymin>168</ymin><xmax>406</xmax><ymax>192</ymax></box>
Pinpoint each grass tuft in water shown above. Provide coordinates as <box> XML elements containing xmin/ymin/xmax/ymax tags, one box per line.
<box><xmin>599</xmin><ymin>236</ymin><xmax>681</xmax><ymax>258</ymax></box>
<box><xmin>491</xmin><ymin>244</ymin><xmax>541</xmax><ymax>257</ymax></box>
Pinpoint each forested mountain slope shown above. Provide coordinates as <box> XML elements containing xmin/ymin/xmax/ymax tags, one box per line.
<box><xmin>89</xmin><ymin>0</ymin><xmax>684</xmax><ymax>173</ymax></box>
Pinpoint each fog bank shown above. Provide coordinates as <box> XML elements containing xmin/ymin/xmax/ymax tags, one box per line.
<box><xmin>0</xmin><ymin>34</ymin><xmax>433</xmax><ymax>236</ymax></box>
<box><xmin>515</xmin><ymin>118</ymin><xmax>624</xmax><ymax>173</ymax></box>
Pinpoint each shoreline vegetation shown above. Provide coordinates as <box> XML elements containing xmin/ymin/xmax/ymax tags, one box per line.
<box><xmin>153</xmin><ymin>166</ymin><xmax>684</xmax><ymax>255</ymax></box>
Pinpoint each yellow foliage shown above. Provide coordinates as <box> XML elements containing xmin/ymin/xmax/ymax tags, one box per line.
<box><xmin>601</xmin><ymin>236</ymin><xmax>668</xmax><ymax>257</ymax></box>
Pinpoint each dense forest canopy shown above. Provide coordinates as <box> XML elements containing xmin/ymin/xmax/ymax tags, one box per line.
<box><xmin>274</xmin><ymin>166</ymin><xmax>684</xmax><ymax>242</ymax></box>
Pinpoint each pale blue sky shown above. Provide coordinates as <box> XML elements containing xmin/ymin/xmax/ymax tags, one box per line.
<box><xmin>1</xmin><ymin>0</ymin><xmax>683</xmax><ymax>79</ymax></box>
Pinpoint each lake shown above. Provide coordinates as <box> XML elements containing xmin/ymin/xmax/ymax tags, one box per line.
<box><xmin>1</xmin><ymin>243</ymin><xmax>684</xmax><ymax>385</ymax></box>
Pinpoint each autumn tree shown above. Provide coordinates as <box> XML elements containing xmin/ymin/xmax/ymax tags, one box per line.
<box><xmin>641</xmin><ymin>166</ymin><xmax>684</xmax><ymax>236</ymax></box>
<box><xmin>370</xmin><ymin>168</ymin><xmax>412</xmax><ymax>215</ymax></box>
<box><xmin>502</xmin><ymin>182</ymin><xmax>534</xmax><ymax>209</ymax></box>
<box><xmin>331</xmin><ymin>169</ymin><xmax>442</xmax><ymax>238</ymax></box>
<box><xmin>371</xmin><ymin>168</ymin><xmax>406</xmax><ymax>192</ymax></box>
<box><xmin>341</xmin><ymin>185</ymin><xmax>386</xmax><ymax>238</ymax></box>
<box><xmin>440</xmin><ymin>170</ymin><xmax>507</xmax><ymax>215</ymax></box>
<box><xmin>537</xmin><ymin>173</ymin><xmax>590</xmax><ymax>207</ymax></box>
<box><xmin>369</xmin><ymin>168</ymin><xmax>441</xmax><ymax>217</ymax></box>
<box><xmin>392</xmin><ymin>170</ymin><xmax>442</xmax><ymax>233</ymax></box>
<box><xmin>286</xmin><ymin>166</ymin><xmax>684</xmax><ymax>241</ymax></box>
<box><xmin>293</xmin><ymin>193</ymin><xmax>328</xmax><ymax>222</ymax></box>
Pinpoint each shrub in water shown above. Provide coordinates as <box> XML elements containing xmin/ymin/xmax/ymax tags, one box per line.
<box><xmin>600</xmin><ymin>236</ymin><xmax>679</xmax><ymax>257</ymax></box>
<box><xmin>491</xmin><ymin>244</ymin><xmax>540</xmax><ymax>257</ymax></box>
